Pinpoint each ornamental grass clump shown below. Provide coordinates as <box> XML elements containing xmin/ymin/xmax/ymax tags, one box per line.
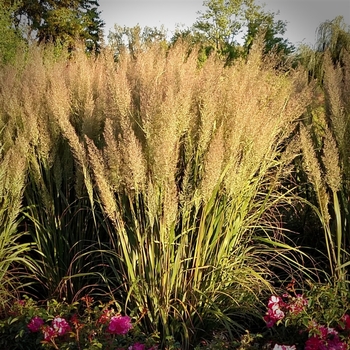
<box><xmin>80</xmin><ymin>40</ymin><xmax>313</xmax><ymax>346</ymax></box>
<box><xmin>0</xmin><ymin>44</ymin><xmax>108</xmax><ymax>302</ymax></box>
<box><xmin>298</xmin><ymin>47</ymin><xmax>350</xmax><ymax>285</ymax></box>
<box><xmin>0</xmin><ymin>39</ymin><xmax>315</xmax><ymax>348</ymax></box>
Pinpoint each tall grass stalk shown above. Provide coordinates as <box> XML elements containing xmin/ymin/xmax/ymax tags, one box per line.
<box><xmin>300</xmin><ymin>48</ymin><xmax>350</xmax><ymax>285</ymax></box>
<box><xmin>0</xmin><ymin>138</ymin><xmax>35</xmax><ymax>310</ymax></box>
<box><xmin>323</xmin><ymin>49</ymin><xmax>350</xmax><ymax>285</ymax></box>
<box><xmin>0</xmin><ymin>45</ymin><xmax>105</xmax><ymax>301</ymax></box>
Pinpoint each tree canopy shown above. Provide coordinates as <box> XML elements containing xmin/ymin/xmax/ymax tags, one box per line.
<box><xmin>108</xmin><ymin>24</ymin><xmax>168</xmax><ymax>58</ymax></box>
<box><xmin>316</xmin><ymin>16</ymin><xmax>350</xmax><ymax>63</ymax></box>
<box><xmin>193</xmin><ymin>0</ymin><xmax>258</xmax><ymax>49</ymax></box>
<box><xmin>4</xmin><ymin>0</ymin><xmax>104</xmax><ymax>52</ymax></box>
<box><xmin>244</xmin><ymin>10</ymin><xmax>294</xmax><ymax>56</ymax></box>
<box><xmin>0</xmin><ymin>2</ymin><xmax>25</xmax><ymax>64</ymax></box>
<box><xmin>178</xmin><ymin>0</ymin><xmax>294</xmax><ymax>62</ymax></box>
<box><xmin>296</xmin><ymin>16</ymin><xmax>350</xmax><ymax>82</ymax></box>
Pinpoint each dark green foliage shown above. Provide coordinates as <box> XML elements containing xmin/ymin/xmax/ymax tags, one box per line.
<box><xmin>244</xmin><ymin>11</ymin><xmax>295</xmax><ymax>57</ymax></box>
<box><xmin>184</xmin><ymin>0</ymin><xmax>295</xmax><ymax>64</ymax></box>
<box><xmin>4</xmin><ymin>0</ymin><xmax>104</xmax><ymax>53</ymax></box>
<box><xmin>191</xmin><ymin>0</ymin><xmax>258</xmax><ymax>62</ymax></box>
<box><xmin>304</xmin><ymin>283</ymin><xmax>350</xmax><ymax>327</ymax></box>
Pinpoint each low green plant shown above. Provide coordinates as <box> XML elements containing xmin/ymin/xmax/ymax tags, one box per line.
<box><xmin>301</xmin><ymin>282</ymin><xmax>350</xmax><ymax>328</ymax></box>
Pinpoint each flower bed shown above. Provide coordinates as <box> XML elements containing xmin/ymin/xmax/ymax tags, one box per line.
<box><xmin>263</xmin><ymin>293</ymin><xmax>350</xmax><ymax>349</ymax></box>
<box><xmin>1</xmin><ymin>283</ymin><xmax>350</xmax><ymax>349</ymax></box>
<box><xmin>0</xmin><ymin>296</ymin><xmax>160</xmax><ymax>350</ymax></box>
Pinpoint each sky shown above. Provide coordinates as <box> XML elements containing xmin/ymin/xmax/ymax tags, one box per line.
<box><xmin>98</xmin><ymin>0</ymin><xmax>350</xmax><ymax>48</ymax></box>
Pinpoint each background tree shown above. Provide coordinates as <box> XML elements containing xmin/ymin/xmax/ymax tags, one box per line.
<box><xmin>296</xmin><ymin>16</ymin><xmax>350</xmax><ymax>82</ymax></box>
<box><xmin>4</xmin><ymin>0</ymin><xmax>104</xmax><ymax>52</ymax></box>
<box><xmin>316</xmin><ymin>16</ymin><xmax>350</xmax><ymax>64</ymax></box>
<box><xmin>193</xmin><ymin>0</ymin><xmax>258</xmax><ymax>51</ymax></box>
<box><xmin>192</xmin><ymin>0</ymin><xmax>293</xmax><ymax>63</ymax></box>
<box><xmin>243</xmin><ymin>10</ymin><xmax>294</xmax><ymax>57</ymax></box>
<box><xmin>0</xmin><ymin>2</ymin><xmax>26</xmax><ymax>64</ymax></box>
<box><xmin>170</xmin><ymin>26</ymin><xmax>213</xmax><ymax>65</ymax></box>
<box><xmin>108</xmin><ymin>24</ymin><xmax>168</xmax><ymax>59</ymax></box>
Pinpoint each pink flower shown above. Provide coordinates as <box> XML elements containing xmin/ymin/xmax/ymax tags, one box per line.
<box><xmin>107</xmin><ymin>315</ymin><xmax>132</xmax><ymax>335</ymax></box>
<box><xmin>264</xmin><ymin>295</ymin><xmax>286</xmax><ymax>327</ymax></box>
<box><xmin>273</xmin><ymin>345</ymin><xmax>296</xmax><ymax>350</ymax></box>
<box><xmin>286</xmin><ymin>294</ymin><xmax>308</xmax><ymax>315</ymax></box>
<box><xmin>305</xmin><ymin>336</ymin><xmax>323</xmax><ymax>350</ymax></box>
<box><xmin>264</xmin><ymin>293</ymin><xmax>309</xmax><ymax>328</ymax></box>
<box><xmin>27</xmin><ymin>316</ymin><xmax>44</xmax><ymax>332</ymax></box>
<box><xmin>52</xmin><ymin>316</ymin><xmax>71</xmax><ymax>336</ymax></box>
<box><xmin>339</xmin><ymin>314</ymin><xmax>350</xmax><ymax>331</ymax></box>
<box><xmin>328</xmin><ymin>340</ymin><xmax>348</xmax><ymax>350</ymax></box>
<box><xmin>42</xmin><ymin>325</ymin><xmax>56</xmax><ymax>341</ymax></box>
<box><xmin>306</xmin><ymin>323</ymin><xmax>348</xmax><ymax>350</ymax></box>
<box><xmin>17</xmin><ymin>299</ymin><xmax>26</xmax><ymax>307</ymax></box>
<box><xmin>264</xmin><ymin>314</ymin><xmax>276</xmax><ymax>328</ymax></box>
<box><xmin>268</xmin><ymin>296</ymin><xmax>285</xmax><ymax>308</ymax></box>
<box><xmin>129</xmin><ymin>343</ymin><xmax>146</xmax><ymax>350</ymax></box>
<box><xmin>319</xmin><ymin>325</ymin><xmax>337</xmax><ymax>338</ymax></box>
